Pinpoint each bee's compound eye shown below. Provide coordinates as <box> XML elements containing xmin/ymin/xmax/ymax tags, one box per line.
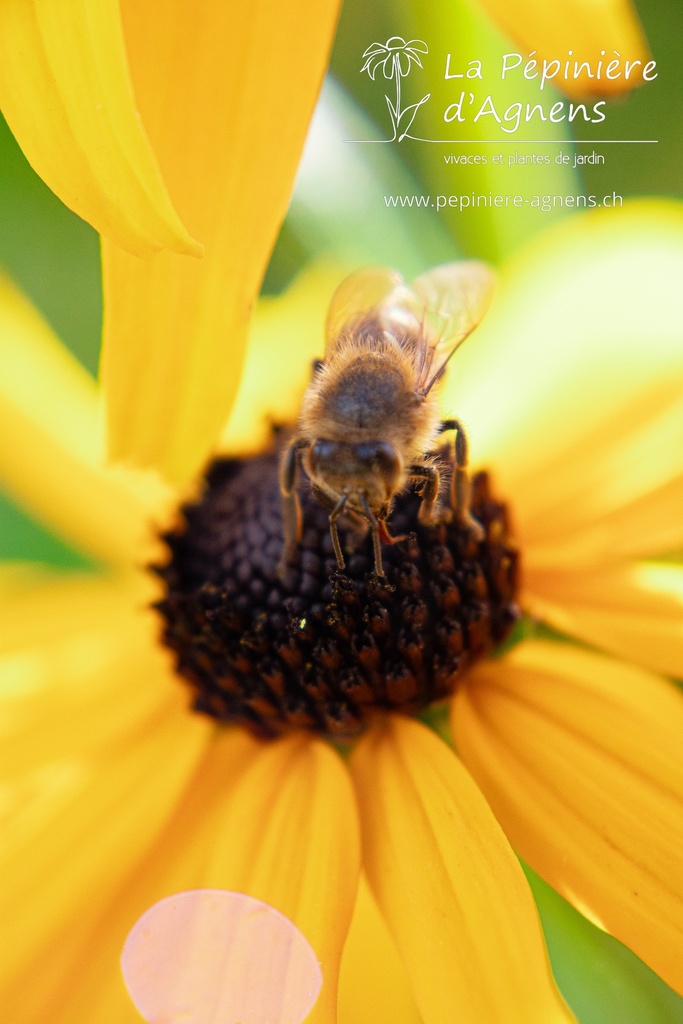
<box><xmin>308</xmin><ymin>439</ymin><xmax>340</xmax><ymax>477</ymax></box>
<box><xmin>357</xmin><ymin>441</ymin><xmax>402</xmax><ymax>487</ymax></box>
<box><xmin>307</xmin><ymin>439</ymin><xmax>402</xmax><ymax>495</ymax></box>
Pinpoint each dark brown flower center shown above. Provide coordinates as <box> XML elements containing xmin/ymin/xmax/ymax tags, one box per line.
<box><xmin>154</xmin><ymin>439</ymin><xmax>519</xmax><ymax>740</ymax></box>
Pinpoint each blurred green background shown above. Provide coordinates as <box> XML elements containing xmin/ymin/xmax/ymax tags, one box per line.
<box><xmin>0</xmin><ymin>0</ymin><xmax>682</xmax><ymax>1019</ymax></box>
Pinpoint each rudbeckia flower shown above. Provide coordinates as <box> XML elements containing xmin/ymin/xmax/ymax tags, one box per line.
<box><xmin>2</xmin><ymin>200</ymin><xmax>682</xmax><ymax>1023</ymax></box>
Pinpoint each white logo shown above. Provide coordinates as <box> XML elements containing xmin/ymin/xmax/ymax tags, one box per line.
<box><xmin>361</xmin><ymin>37</ymin><xmax>430</xmax><ymax>142</ymax></box>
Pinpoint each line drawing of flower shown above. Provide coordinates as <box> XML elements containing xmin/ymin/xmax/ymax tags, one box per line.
<box><xmin>361</xmin><ymin>36</ymin><xmax>430</xmax><ymax>141</ymax></box>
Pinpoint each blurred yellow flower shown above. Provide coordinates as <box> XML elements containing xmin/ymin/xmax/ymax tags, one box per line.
<box><xmin>2</xmin><ymin>201</ymin><xmax>682</xmax><ymax>1024</ymax></box>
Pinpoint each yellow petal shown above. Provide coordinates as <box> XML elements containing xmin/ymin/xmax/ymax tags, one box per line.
<box><xmin>448</xmin><ymin>200</ymin><xmax>683</xmax><ymax>478</ymax></box>
<box><xmin>520</xmin><ymin>383</ymin><xmax>683</xmax><ymax>570</ymax></box>
<box><xmin>338</xmin><ymin>875</ymin><xmax>423</xmax><ymax>1024</ymax></box>
<box><xmin>0</xmin><ymin>273</ymin><xmax>172</xmax><ymax>565</ymax></box>
<box><xmin>220</xmin><ymin>263</ymin><xmax>350</xmax><ymax>456</ymax></box>
<box><xmin>201</xmin><ymin>732</ymin><xmax>360</xmax><ymax>1024</ymax></box>
<box><xmin>102</xmin><ymin>0</ymin><xmax>340</xmax><ymax>482</ymax></box>
<box><xmin>2</xmin><ymin>690</ymin><xmax>211</xmax><ymax>1005</ymax></box>
<box><xmin>0</xmin><ymin>0</ymin><xmax>199</xmax><ymax>258</ymax></box>
<box><xmin>4</xmin><ymin>731</ymin><xmax>254</xmax><ymax>1024</ymax></box>
<box><xmin>476</xmin><ymin>0</ymin><xmax>649</xmax><ymax>98</ymax></box>
<box><xmin>453</xmin><ymin>640</ymin><xmax>683</xmax><ymax>994</ymax></box>
<box><xmin>0</xmin><ymin>565</ymin><xmax>144</xmax><ymax>654</ymax></box>
<box><xmin>445</xmin><ymin>201</ymin><xmax>683</xmax><ymax>553</ymax></box>
<box><xmin>525</xmin><ymin>561</ymin><xmax>683</xmax><ymax>678</ymax></box>
<box><xmin>9</xmin><ymin>728</ymin><xmax>354</xmax><ymax>1024</ymax></box>
<box><xmin>350</xmin><ymin>716</ymin><xmax>574</xmax><ymax>1024</ymax></box>
<box><xmin>85</xmin><ymin>730</ymin><xmax>359</xmax><ymax>1024</ymax></box>
<box><xmin>0</xmin><ymin>569</ymin><xmax>176</xmax><ymax>780</ymax></box>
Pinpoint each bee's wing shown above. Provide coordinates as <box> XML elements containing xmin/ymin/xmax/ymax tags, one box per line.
<box><xmin>324</xmin><ymin>267</ymin><xmax>420</xmax><ymax>356</ymax></box>
<box><xmin>411</xmin><ymin>261</ymin><xmax>496</xmax><ymax>393</ymax></box>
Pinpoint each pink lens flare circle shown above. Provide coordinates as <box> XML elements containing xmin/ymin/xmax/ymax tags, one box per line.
<box><xmin>121</xmin><ymin>889</ymin><xmax>322</xmax><ymax>1024</ymax></box>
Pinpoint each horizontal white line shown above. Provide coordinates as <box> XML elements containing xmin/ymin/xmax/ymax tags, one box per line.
<box><xmin>345</xmin><ymin>139</ymin><xmax>658</xmax><ymax>144</ymax></box>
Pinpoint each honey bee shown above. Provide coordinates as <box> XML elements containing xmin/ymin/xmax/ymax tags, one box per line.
<box><xmin>279</xmin><ymin>261</ymin><xmax>496</xmax><ymax>576</ymax></box>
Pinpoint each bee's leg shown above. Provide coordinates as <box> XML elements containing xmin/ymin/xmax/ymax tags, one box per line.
<box><xmin>439</xmin><ymin>418</ymin><xmax>484</xmax><ymax>540</ymax></box>
<box><xmin>278</xmin><ymin>438</ymin><xmax>307</xmax><ymax>575</ymax></box>
<box><xmin>373</xmin><ymin>504</ymin><xmax>406</xmax><ymax>547</ymax></box>
<box><xmin>360</xmin><ymin>494</ymin><xmax>385</xmax><ymax>576</ymax></box>
<box><xmin>329</xmin><ymin>494</ymin><xmax>348</xmax><ymax>570</ymax></box>
<box><xmin>408</xmin><ymin>464</ymin><xmax>441</xmax><ymax>524</ymax></box>
<box><xmin>377</xmin><ymin>520</ymin><xmax>407</xmax><ymax>546</ymax></box>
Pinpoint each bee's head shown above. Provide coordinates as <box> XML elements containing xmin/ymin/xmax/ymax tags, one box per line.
<box><xmin>305</xmin><ymin>439</ymin><xmax>403</xmax><ymax>508</ymax></box>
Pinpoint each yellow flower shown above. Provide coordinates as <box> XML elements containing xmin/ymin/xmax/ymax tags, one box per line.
<box><xmin>2</xmin><ymin>200</ymin><xmax>683</xmax><ymax>1023</ymax></box>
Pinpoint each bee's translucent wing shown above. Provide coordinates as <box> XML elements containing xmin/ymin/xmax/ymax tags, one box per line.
<box><xmin>323</xmin><ymin>263</ymin><xmax>492</xmax><ymax>380</ymax></box>
<box><xmin>412</xmin><ymin>260</ymin><xmax>495</xmax><ymax>337</ymax></box>
<box><xmin>411</xmin><ymin>261</ymin><xmax>496</xmax><ymax>393</ymax></box>
<box><xmin>325</xmin><ymin>267</ymin><xmax>419</xmax><ymax>355</ymax></box>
